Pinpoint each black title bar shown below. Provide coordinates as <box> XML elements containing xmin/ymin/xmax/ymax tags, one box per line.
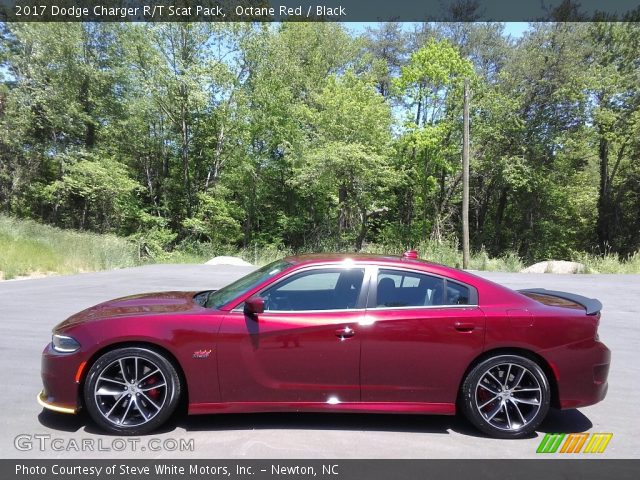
<box><xmin>1</xmin><ymin>0</ymin><xmax>639</xmax><ymax>22</ymax></box>
<box><xmin>5</xmin><ymin>460</ymin><xmax>640</xmax><ymax>480</ymax></box>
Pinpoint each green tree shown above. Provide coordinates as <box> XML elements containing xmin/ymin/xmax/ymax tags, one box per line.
<box><xmin>0</xmin><ymin>23</ymin><xmax>131</xmax><ymax>228</ymax></box>
<box><xmin>295</xmin><ymin>72</ymin><xmax>395</xmax><ymax>250</ymax></box>
<box><xmin>393</xmin><ymin>38</ymin><xmax>474</xmax><ymax>242</ymax></box>
<box><xmin>231</xmin><ymin>23</ymin><xmax>360</xmax><ymax>248</ymax></box>
<box><xmin>40</xmin><ymin>152</ymin><xmax>140</xmax><ymax>232</ymax></box>
<box><xmin>587</xmin><ymin>22</ymin><xmax>640</xmax><ymax>254</ymax></box>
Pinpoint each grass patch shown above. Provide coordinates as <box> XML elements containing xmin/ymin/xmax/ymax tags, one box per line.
<box><xmin>572</xmin><ymin>251</ymin><xmax>640</xmax><ymax>274</ymax></box>
<box><xmin>2</xmin><ymin>214</ymin><xmax>639</xmax><ymax>279</ymax></box>
<box><xmin>0</xmin><ymin>215</ymin><xmax>139</xmax><ymax>280</ymax></box>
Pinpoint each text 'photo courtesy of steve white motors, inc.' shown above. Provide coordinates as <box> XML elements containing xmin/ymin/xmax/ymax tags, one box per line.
<box><xmin>14</xmin><ymin>461</ymin><xmax>341</xmax><ymax>478</ymax></box>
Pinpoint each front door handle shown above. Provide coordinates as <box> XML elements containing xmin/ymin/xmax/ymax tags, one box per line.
<box><xmin>454</xmin><ymin>321</ymin><xmax>475</xmax><ymax>332</ymax></box>
<box><xmin>335</xmin><ymin>326</ymin><xmax>355</xmax><ymax>339</ymax></box>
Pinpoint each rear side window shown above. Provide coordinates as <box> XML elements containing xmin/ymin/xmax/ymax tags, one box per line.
<box><xmin>375</xmin><ymin>270</ymin><xmax>444</xmax><ymax>308</ymax></box>
<box><xmin>446</xmin><ymin>281</ymin><xmax>471</xmax><ymax>305</ymax></box>
<box><xmin>374</xmin><ymin>270</ymin><xmax>475</xmax><ymax>308</ymax></box>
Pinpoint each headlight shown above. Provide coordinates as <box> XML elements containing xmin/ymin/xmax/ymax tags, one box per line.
<box><xmin>52</xmin><ymin>334</ymin><xmax>80</xmax><ymax>353</ymax></box>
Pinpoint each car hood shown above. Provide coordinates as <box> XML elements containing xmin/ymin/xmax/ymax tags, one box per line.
<box><xmin>56</xmin><ymin>291</ymin><xmax>207</xmax><ymax>330</ymax></box>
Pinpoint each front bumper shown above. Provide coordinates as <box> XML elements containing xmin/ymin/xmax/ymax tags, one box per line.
<box><xmin>37</xmin><ymin>389</ymin><xmax>76</xmax><ymax>414</ymax></box>
<box><xmin>39</xmin><ymin>343</ymin><xmax>82</xmax><ymax>414</ymax></box>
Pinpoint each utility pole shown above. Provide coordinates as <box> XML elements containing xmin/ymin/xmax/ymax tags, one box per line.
<box><xmin>462</xmin><ymin>78</ymin><xmax>470</xmax><ymax>269</ymax></box>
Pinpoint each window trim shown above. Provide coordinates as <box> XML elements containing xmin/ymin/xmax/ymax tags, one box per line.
<box><xmin>232</xmin><ymin>264</ymin><xmax>372</xmax><ymax>314</ymax></box>
<box><xmin>366</xmin><ymin>266</ymin><xmax>479</xmax><ymax>310</ymax></box>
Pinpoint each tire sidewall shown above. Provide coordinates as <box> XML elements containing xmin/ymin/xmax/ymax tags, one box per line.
<box><xmin>461</xmin><ymin>354</ymin><xmax>551</xmax><ymax>439</ymax></box>
<box><xmin>83</xmin><ymin>347</ymin><xmax>181</xmax><ymax>435</ymax></box>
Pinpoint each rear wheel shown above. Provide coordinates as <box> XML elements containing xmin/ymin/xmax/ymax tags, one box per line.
<box><xmin>83</xmin><ymin>347</ymin><xmax>181</xmax><ymax>435</ymax></box>
<box><xmin>460</xmin><ymin>355</ymin><xmax>550</xmax><ymax>438</ymax></box>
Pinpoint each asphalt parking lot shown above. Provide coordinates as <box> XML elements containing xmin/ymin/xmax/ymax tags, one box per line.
<box><xmin>0</xmin><ymin>265</ymin><xmax>637</xmax><ymax>458</ymax></box>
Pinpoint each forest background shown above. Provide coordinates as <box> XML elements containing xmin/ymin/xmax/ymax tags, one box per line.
<box><xmin>1</xmin><ymin>22</ymin><xmax>638</xmax><ymax>278</ymax></box>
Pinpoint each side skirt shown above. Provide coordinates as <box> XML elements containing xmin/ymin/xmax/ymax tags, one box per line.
<box><xmin>188</xmin><ymin>401</ymin><xmax>456</xmax><ymax>416</ymax></box>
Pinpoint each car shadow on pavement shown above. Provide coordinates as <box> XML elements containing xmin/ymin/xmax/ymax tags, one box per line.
<box><xmin>178</xmin><ymin>412</ymin><xmax>460</xmax><ymax>435</ymax></box>
<box><xmin>38</xmin><ymin>408</ymin><xmax>592</xmax><ymax>439</ymax></box>
<box><xmin>38</xmin><ymin>409</ymin><xmax>88</xmax><ymax>433</ymax></box>
<box><xmin>537</xmin><ymin>408</ymin><xmax>593</xmax><ymax>433</ymax></box>
<box><xmin>173</xmin><ymin>407</ymin><xmax>592</xmax><ymax>439</ymax></box>
<box><xmin>175</xmin><ymin>408</ymin><xmax>592</xmax><ymax>439</ymax></box>
<box><xmin>38</xmin><ymin>409</ymin><xmax>466</xmax><ymax>436</ymax></box>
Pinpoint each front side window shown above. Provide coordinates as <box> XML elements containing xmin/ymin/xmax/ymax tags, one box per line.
<box><xmin>262</xmin><ymin>268</ymin><xmax>365</xmax><ymax>311</ymax></box>
<box><xmin>205</xmin><ymin>259</ymin><xmax>291</xmax><ymax>309</ymax></box>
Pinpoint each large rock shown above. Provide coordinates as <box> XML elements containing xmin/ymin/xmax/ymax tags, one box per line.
<box><xmin>521</xmin><ymin>260</ymin><xmax>586</xmax><ymax>274</ymax></box>
<box><xmin>204</xmin><ymin>256</ymin><xmax>253</xmax><ymax>267</ymax></box>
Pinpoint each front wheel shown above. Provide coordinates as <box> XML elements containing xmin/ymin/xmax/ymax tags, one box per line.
<box><xmin>83</xmin><ymin>347</ymin><xmax>181</xmax><ymax>435</ymax></box>
<box><xmin>460</xmin><ymin>355</ymin><xmax>550</xmax><ymax>438</ymax></box>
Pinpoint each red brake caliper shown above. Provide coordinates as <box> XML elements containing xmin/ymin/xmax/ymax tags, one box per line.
<box><xmin>145</xmin><ymin>376</ymin><xmax>160</xmax><ymax>399</ymax></box>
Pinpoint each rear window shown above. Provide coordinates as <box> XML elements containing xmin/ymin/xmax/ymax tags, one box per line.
<box><xmin>520</xmin><ymin>292</ymin><xmax>584</xmax><ymax>310</ymax></box>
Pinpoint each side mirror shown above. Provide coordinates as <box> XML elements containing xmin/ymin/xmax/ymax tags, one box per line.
<box><xmin>244</xmin><ymin>296</ymin><xmax>265</xmax><ymax>315</ymax></box>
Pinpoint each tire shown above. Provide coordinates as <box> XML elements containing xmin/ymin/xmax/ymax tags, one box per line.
<box><xmin>83</xmin><ymin>347</ymin><xmax>181</xmax><ymax>435</ymax></box>
<box><xmin>460</xmin><ymin>354</ymin><xmax>550</xmax><ymax>439</ymax></box>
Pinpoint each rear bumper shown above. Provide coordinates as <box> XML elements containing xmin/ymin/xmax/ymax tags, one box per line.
<box><xmin>547</xmin><ymin>340</ymin><xmax>611</xmax><ymax>409</ymax></box>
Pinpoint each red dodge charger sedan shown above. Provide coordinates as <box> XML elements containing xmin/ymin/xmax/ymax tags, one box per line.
<box><xmin>39</xmin><ymin>252</ymin><xmax>610</xmax><ymax>438</ymax></box>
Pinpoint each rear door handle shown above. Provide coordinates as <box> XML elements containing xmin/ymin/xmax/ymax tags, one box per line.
<box><xmin>454</xmin><ymin>321</ymin><xmax>475</xmax><ymax>332</ymax></box>
<box><xmin>335</xmin><ymin>326</ymin><xmax>355</xmax><ymax>339</ymax></box>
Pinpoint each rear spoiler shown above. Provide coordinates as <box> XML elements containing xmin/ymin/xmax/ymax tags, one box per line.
<box><xmin>518</xmin><ymin>288</ymin><xmax>603</xmax><ymax>315</ymax></box>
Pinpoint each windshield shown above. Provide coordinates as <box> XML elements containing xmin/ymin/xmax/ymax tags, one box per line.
<box><xmin>205</xmin><ymin>259</ymin><xmax>291</xmax><ymax>309</ymax></box>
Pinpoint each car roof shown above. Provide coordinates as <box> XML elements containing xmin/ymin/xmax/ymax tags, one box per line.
<box><xmin>283</xmin><ymin>253</ymin><xmax>455</xmax><ymax>273</ymax></box>
<box><xmin>284</xmin><ymin>252</ymin><xmax>419</xmax><ymax>264</ymax></box>
<box><xmin>281</xmin><ymin>253</ymin><xmax>497</xmax><ymax>287</ymax></box>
